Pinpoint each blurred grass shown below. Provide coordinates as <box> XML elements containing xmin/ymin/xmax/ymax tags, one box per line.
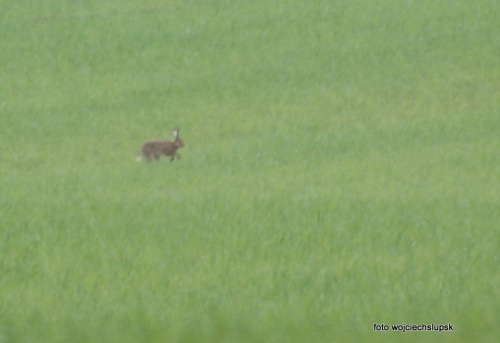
<box><xmin>1</xmin><ymin>0</ymin><xmax>499</xmax><ymax>342</ymax></box>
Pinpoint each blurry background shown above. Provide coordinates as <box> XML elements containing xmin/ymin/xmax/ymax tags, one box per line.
<box><xmin>0</xmin><ymin>0</ymin><xmax>498</xmax><ymax>342</ymax></box>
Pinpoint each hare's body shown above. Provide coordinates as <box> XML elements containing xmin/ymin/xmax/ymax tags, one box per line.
<box><xmin>137</xmin><ymin>129</ymin><xmax>184</xmax><ymax>162</ymax></box>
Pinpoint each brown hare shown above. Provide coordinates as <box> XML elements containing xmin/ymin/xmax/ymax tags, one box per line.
<box><xmin>137</xmin><ymin>128</ymin><xmax>185</xmax><ymax>162</ymax></box>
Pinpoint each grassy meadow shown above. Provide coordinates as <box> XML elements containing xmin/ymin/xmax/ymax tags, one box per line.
<box><xmin>1</xmin><ymin>0</ymin><xmax>499</xmax><ymax>342</ymax></box>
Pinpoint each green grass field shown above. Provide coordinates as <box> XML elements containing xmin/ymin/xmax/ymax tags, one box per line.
<box><xmin>1</xmin><ymin>0</ymin><xmax>499</xmax><ymax>342</ymax></box>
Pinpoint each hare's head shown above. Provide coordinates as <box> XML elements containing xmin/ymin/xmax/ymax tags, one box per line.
<box><xmin>173</xmin><ymin>128</ymin><xmax>184</xmax><ymax>147</ymax></box>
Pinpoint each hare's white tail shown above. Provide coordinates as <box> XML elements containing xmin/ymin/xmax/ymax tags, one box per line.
<box><xmin>136</xmin><ymin>152</ymin><xmax>143</xmax><ymax>162</ymax></box>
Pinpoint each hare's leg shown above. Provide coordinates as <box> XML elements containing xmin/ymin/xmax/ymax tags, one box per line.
<box><xmin>147</xmin><ymin>151</ymin><xmax>158</xmax><ymax>161</ymax></box>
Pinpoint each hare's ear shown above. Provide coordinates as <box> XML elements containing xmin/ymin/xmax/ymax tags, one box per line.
<box><xmin>173</xmin><ymin>128</ymin><xmax>179</xmax><ymax>138</ymax></box>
